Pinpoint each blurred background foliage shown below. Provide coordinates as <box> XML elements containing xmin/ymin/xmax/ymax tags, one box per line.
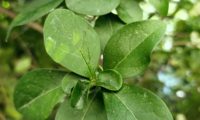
<box><xmin>0</xmin><ymin>0</ymin><xmax>200</xmax><ymax>120</ymax></box>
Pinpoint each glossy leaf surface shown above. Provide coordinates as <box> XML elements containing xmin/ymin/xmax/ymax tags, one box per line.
<box><xmin>104</xmin><ymin>85</ymin><xmax>173</xmax><ymax>120</ymax></box>
<box><xmin>116</xmin><ymin>0</ymin><xmax>143</xmax><ymax>23</ymax></box>
<box><xmin>97</xmin><ymin>69</ymin><xmax>123</xmax><ymax>91</ymax></box>
<box><xmin>14</xmin><ymin>69</ymin><xmax>66</xmax><ymax>120</ymax></box>
<box><xmin>65</xmin><ymin>0</ymin><xmax>120</xmax><ymax>15</ymax></box>
<box><xmin>103</xmin><ymin>20</ymin><xmax>166</xmax><ymax>78</ymax></box>
<box><xmin>44</xmin><ymin>9</ymin><xmax>100</xmax><ymax>78</ymax></box>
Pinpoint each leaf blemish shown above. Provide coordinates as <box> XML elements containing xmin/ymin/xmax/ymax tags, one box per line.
<box><xmin>72</xmin><ymin>32</ymin><xmax>81</xmax><ymax>45</ymax></box>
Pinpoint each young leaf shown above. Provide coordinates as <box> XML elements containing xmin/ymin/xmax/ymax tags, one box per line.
<box><xmin>65</xmin><ymin>0</ymin><xmax>120</xmax><ymax>15</ymax></box>
<box><xmin>103</xmin><ymin>85</ymin><xmax>173</xmax><ymax>120</ymax></box>
<box><xmin>70</xmin><ymin>81</ymin><xmax>89</xmax><ymax>109</ymax></box>
<box><xmin>103</xmin><ymin>20</ymin><xmax>166</xmax><ymax>78</ymax></box>
<box><xmin>44</xmin><ymin>9</ymin><xmax>101</xmax><ymax>78</ymax></box>
<box><xmin>96</xmin><ymin>69</ymin><xmax>123</xmax><ymax>91</ymax></box>
<box><xmin>56</xmin><ymin>92</ymin><xmax>107</xmax><ymax>120</ymax></box>
<box><xmin>95</xmin><ymin>14</ymin><xmax>124</xmax><ymax>51</ymax></box>
<box><xmin>116</xmin><ymin>0</ymin><xmax>143</xmax><ymax>24</ymax></box>
<box><xmin>148</xmin><ymin>0</ymin><xmax>169</xmax><ymax>16</ymax></box>
<box><xmin>14</xmin><ymin>69</ymin><xmax>66</xmax><ymax>120</ymax></box>
<box><xmin>6</xmin><ymin>0</ymin><xmax>63</xmax><ymax>41</ymax></box>
<box><xmin>62</xmin><ymin>73</ymin><xmax>79</xmax><ymax>95</ymax></box>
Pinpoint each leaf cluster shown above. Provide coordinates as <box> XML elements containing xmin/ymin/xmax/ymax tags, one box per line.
<box><xmin>8</xmin><ymin>0</ymin><xmax>173</xmax><ymax>120</ymax></box>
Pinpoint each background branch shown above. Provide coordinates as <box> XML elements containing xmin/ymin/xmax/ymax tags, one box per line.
<box><xmin>0</xmin><ymin>7</ymin><xmax>43</xmax><ymax>33</ymax></box>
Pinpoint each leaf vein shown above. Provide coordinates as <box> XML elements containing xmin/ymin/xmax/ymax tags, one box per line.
<box><xmin>113</xmin><ymin>27</ymin><xmax>160</xmax><ymax>69</ymax></box>
<box><xmin>19</xmin><ymin>86</ymin><xmax>62</xmax><ymax>110</ymax></box>
<box><xmin>81</xmin><ymin>93</ymin><xmax>97</xmax><ymax>120</ymax></box>
<box><xmin>114</xmin><ymin>94</ymin><xmax>138</xmax><ymax>120</ymax></box>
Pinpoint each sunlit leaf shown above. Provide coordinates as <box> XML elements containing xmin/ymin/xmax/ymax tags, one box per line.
<box><xmin>44</xmin><ymin>9</ymin><xmax>100</xmax><ymax>77</ymax></box>
<box><xmin>116</xmin><ymin>0</ymin><xmax>143</xmax><ymax>23</ymax></box>
<box><xmin>65</xmin><ymin>0</ymin><xmax>120</xmax><ymax>15</ymax></box>
<box><xmin>148</xmin><ymin>0</ymin><xmax>169</xmax><ymax>16</ymax></box>
<box><xmin>103</xmin><ymin>20</ymin><xmax>166</xmax><ymax>78</ymax></box>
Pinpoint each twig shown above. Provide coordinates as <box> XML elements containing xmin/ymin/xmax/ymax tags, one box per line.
<box><xmin>0</xmin><ymin>7</ymin><xmax>43</xmax><ymax>33</ymax></box>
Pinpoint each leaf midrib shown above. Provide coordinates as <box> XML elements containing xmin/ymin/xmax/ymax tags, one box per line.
<box><xmin>19</xmin><ymin>85</ymin><xmax>62</xmax><ymax>110</ymax></box>
<box><xmin>114</xmin><ymin>94</ymin><xmax>138</xmax><ymax>120</ymax></box>
<box><xmin>81</xmin><ymin>93</ymin><xmax>97</xmax><ymax>120</ymax></box>
<box><xmin>79</xmin><ymin>50</ymin><xmax>93</xmax><ymax>77</ymax></box>
<box><xmin>113</xmin><ymin>27</ymin><xmax>161</xmax><ymax>69</ymax></box>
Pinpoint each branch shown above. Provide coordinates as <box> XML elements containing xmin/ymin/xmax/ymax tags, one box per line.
<box><xmin>0</xmin><ymin>7</ymin><xmax>43</xmax><ymax>33</ymax></box>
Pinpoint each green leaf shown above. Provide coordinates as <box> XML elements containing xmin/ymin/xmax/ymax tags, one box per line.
<box><xmin>103</xmin><ymin>85</ymin><xmax>173</xmax><ymax>120</ymax></box>
<box><xmin>56</xmin><ymin>92</ymin><xmax>107</xmax><ymax>120</ymax></box>
<box><xmin>14</xmin><ymin>69</ymin><xmax>66</xmax><ymax>120</ymax></box>
<box><xmin>44</xmin><ymin>9</ymin><xmax>101</xmax><ymax>78</ymax></box>
<box><xmin>62</xmin><ymin>73</ymin><xmax>79</xmax><ymax>95</ymax></box>
<box><xmin>65</xmin><ymin>0</ymin><xmax>120</xmax><ymax>15</ymax></box>
<box><xmin>103</xmin><ymin>20</ymin><xmax>166</xmax><ymax>78</ymax></box>
<box><xmin>95</xmin><ymin>14</ymin><xmax>124</xmax><ymax>51</ymax></box>
<box><xmin>97</xmin><ymin>69</ymin><xmax>123</xmax><ymax>91</ymax></box>
<box><xmin>70</xmin><ymin>81</ymin><xmax>89</xmax><ymax>109</ymax></box>
<box><xmin>148</xmin><ymin>0</ymin><xmax>169</xmax><ymax>16</ymax></box>
<box><xmin>116</xmin><ymin>0</ymin><xmax>143</xmax><ymax>24</ymax></box>
<box><xmin>6</xmin><ymin>0</ymin><xmax>63</xmax><ymax>41</ymax></box>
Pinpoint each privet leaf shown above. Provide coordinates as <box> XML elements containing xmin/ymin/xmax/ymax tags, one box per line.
<box><xmin>70</xmin><ymin>81</ymin><xmax>89</xmax><ymax>109</ymax></box>
<box><xmin>103</xmin><ymin>85</ymin><xmax>173</xmax><ymax>120</ymax></box>
<box><xmin>148</xmin><ymin>0</ymin><xmax>169</xmax><ymax>16</ymax></box>
<box><xmin>96</xmin><ymin>69</ymin><xmax>123</xmax><ymax>91</ymax></box>
<box><xmin>14</xmin><ymin>69</ymin><xmax>66</xmax><ymax>120</ymax></box>
<box><xmin>103</xmin><ymin>20</ymin><xmax>166</xmax><ymax>78</ymax></box>
<box><xmin>44</xmin><ymin>9</ymin><xmax>100</xmax><ymax>78</ymax></box>
<box><xmin>6</xmin><ymin>0</ymin><xmax>63</xmax><ymax>41</ymax></box>
<box><xmin>116</xmin><ymin>0</ymin><xmax>143</xmax><ymax>24</ymax></box>
<box><xmin>95</xmin><ymin>14</ymin><xmax>124</xmax><ymax>51</ymax></box>
<box><xmin>65</xmin><ymin>0</ymin><xmax>120</xmax><ymax>15</ymax></box>
<box><xmin>56</xmin><ymin>92</ymin><xmax>107</xmax><ymax>120</ymax></box>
